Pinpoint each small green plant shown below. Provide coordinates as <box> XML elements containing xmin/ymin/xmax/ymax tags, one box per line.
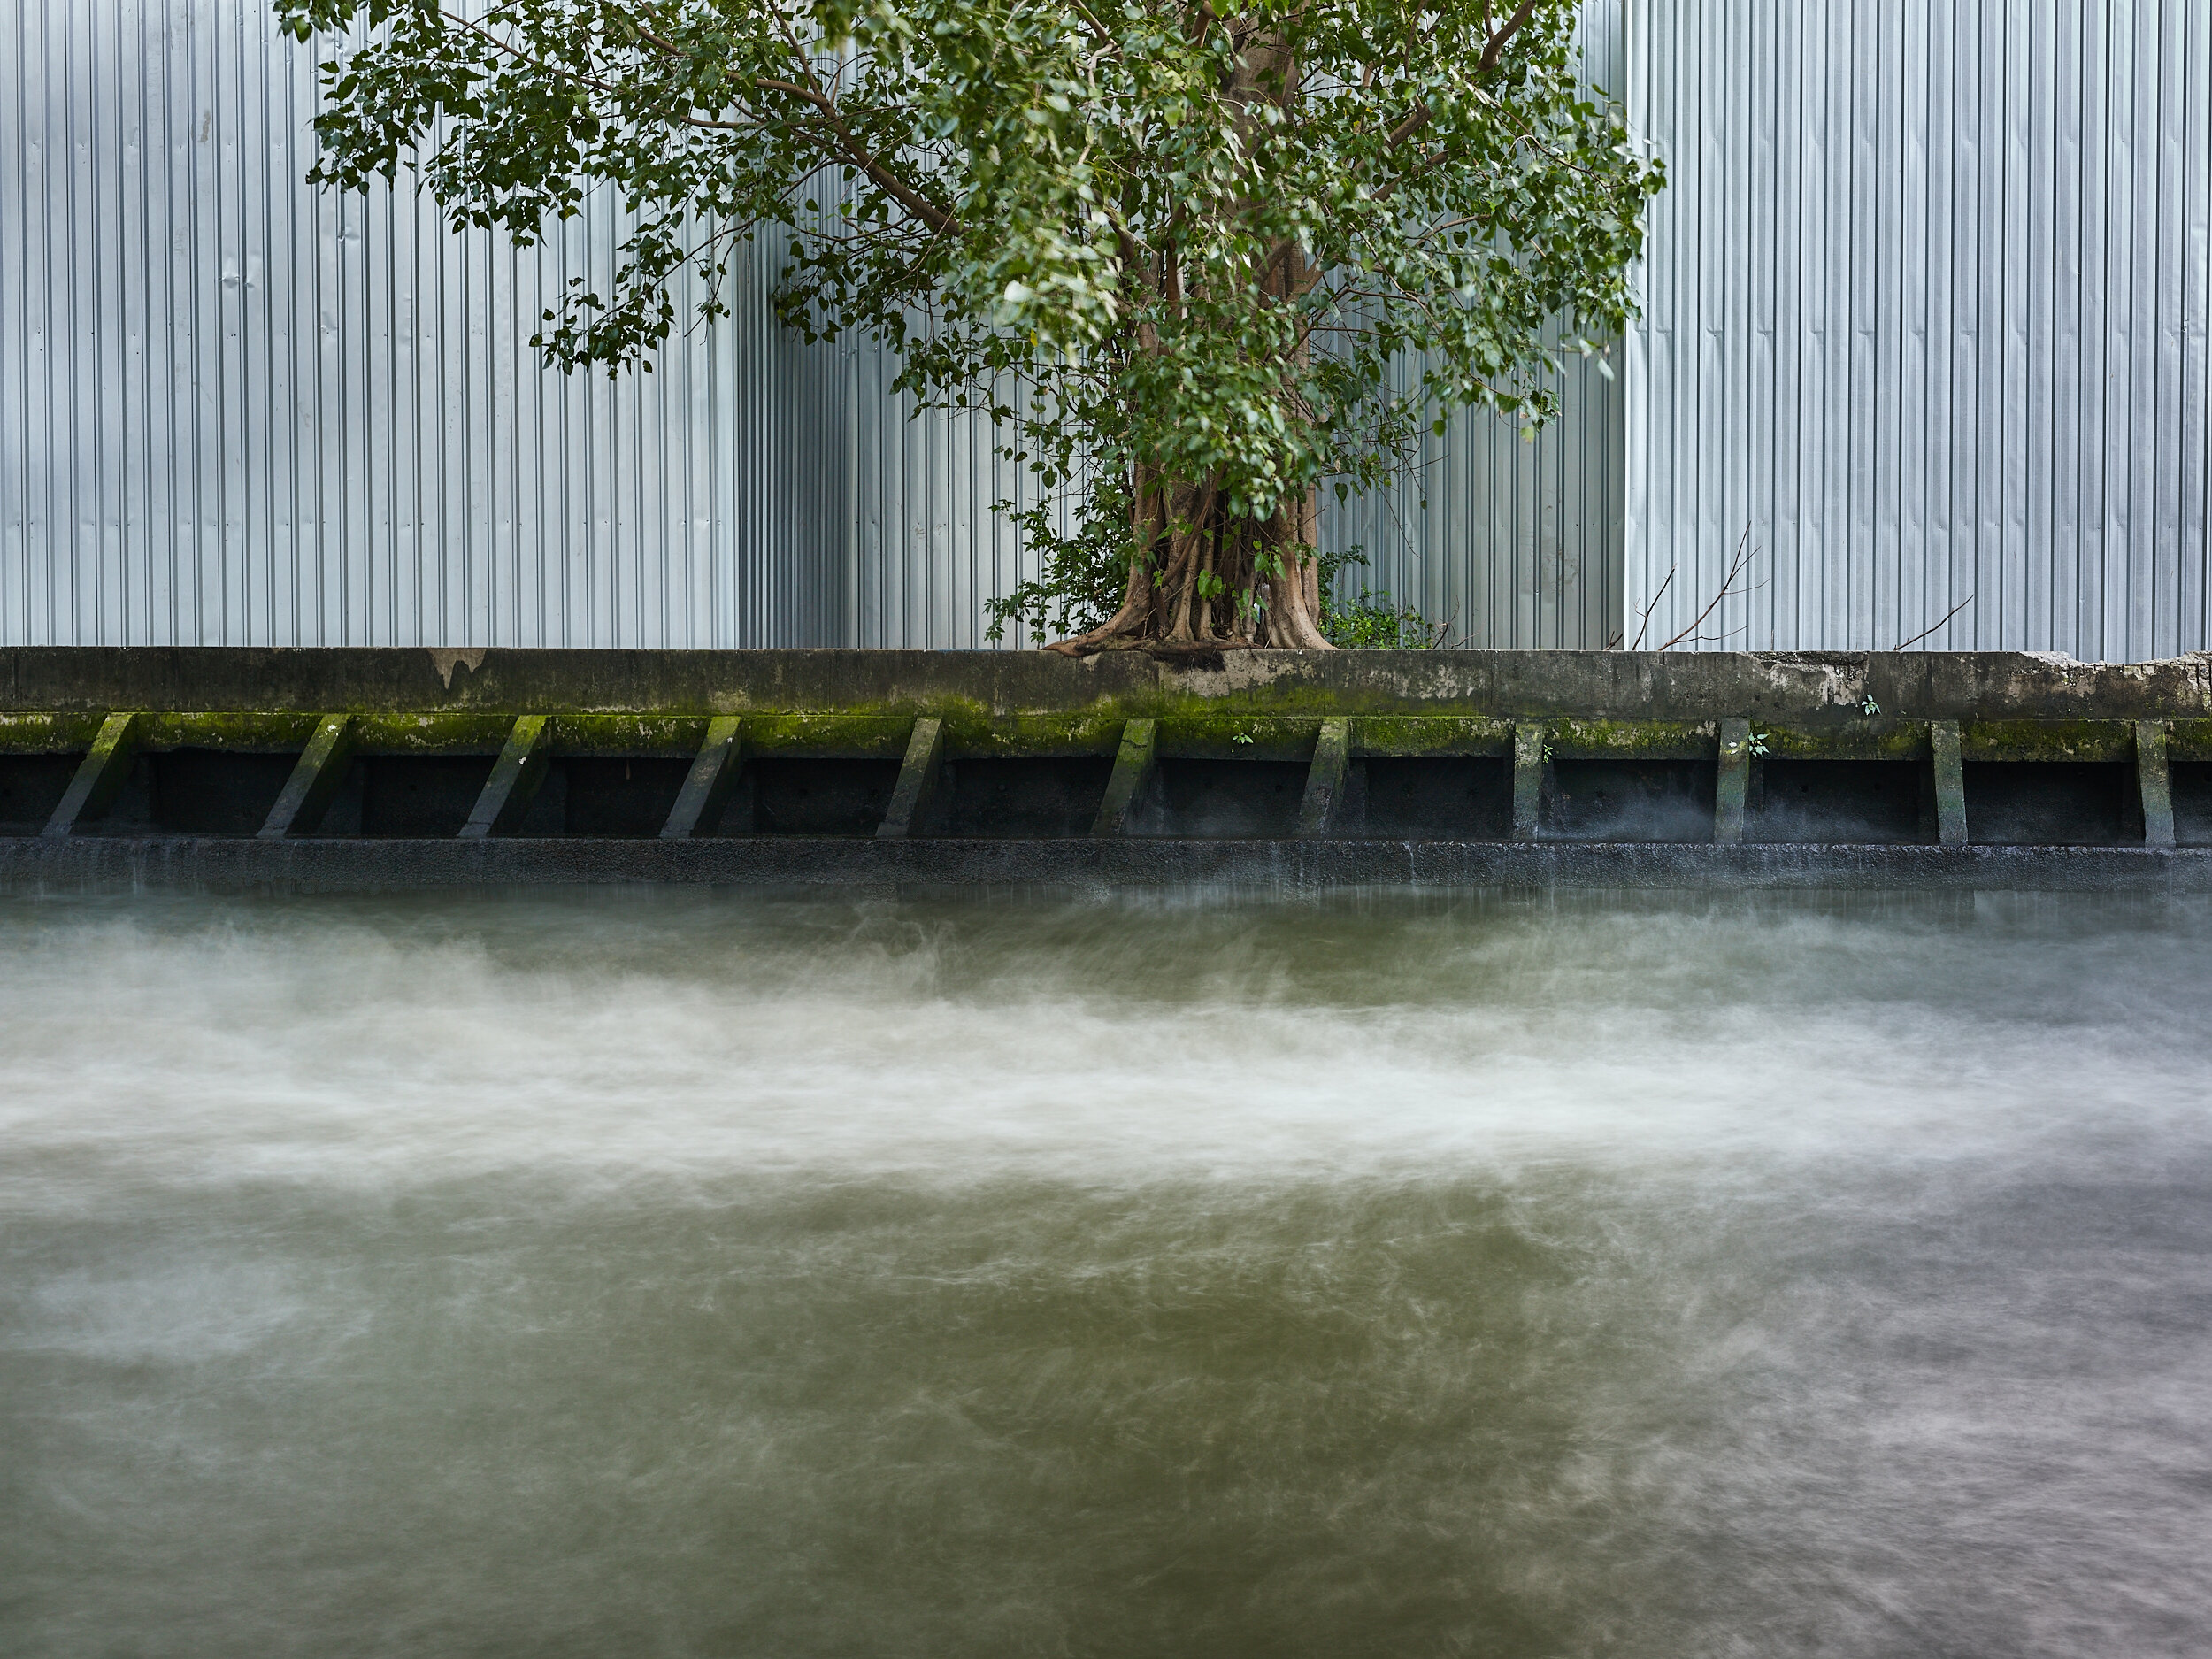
<box><xmin>1231</xmin><ymin>730</ymin><xmax>1255</xmax><ymax>747</ymax></box>
<box><xmin>1322</xmin><ymin>588</ymin><xmax>1451</xmax><ymax>650</ymax></box>
<box><xmin>1861</xmin><ymin>695</ymin><xmax>1881</xmax><ymax>716</ymax></box>
<box><xmin>1748</xmin><ymin>729</ymin><xmax>1771</xmax><ymax>756</ymax></box>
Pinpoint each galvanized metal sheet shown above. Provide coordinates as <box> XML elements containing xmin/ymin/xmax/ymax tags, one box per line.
<box><xmin>0</xmin><ymin>0</ymin><xmax>1630</xmax><ymax>650</ymax></box>
<box><xmin>22</xmin><ymin>3</ymin><xmax>2201</xmax><ymax>657</ymax></box>
<box><xmin>1</xmin><ymin>0</ymin><xmax>848</xmax><ymax>649</ymax></box>
<box><xmin>1317</xmin><ymin>0</ymin><xmax>1626</xmax><ymax>650</ymax></box>
<box><xmin>1624</xmin><ymin>0</ymin><xmax>2212</xmax><ymax>659</ymax></box>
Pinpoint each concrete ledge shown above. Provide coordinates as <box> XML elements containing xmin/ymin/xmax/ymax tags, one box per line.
<box><xmin>5</xmin><ymin>647</ymin><xmax>2210</xmax><ymax>721</ymax></box>
<box><xmin>4</xmin><ymin>836</ymin><xmax>2208</xmax><ymax>895</ymax></box>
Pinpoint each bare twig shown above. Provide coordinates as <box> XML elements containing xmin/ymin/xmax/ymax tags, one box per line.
<box><xmin>1655</xmin><ymin>526</ymin><xmax>1759</xmax><ymax>650</ymax></box>
<box><xmin>1617</xmin><ymin>527</ymin><xmax>1761</xmax><ymax>653</ymax></box>
<box><xmin>1893</xmin><ymin>591</ymin><xmax>1976</xmax><ymax>651</ymax></box>
<box><xmin>1626</xmin><ymin>565</ymin><xmax>1675</xmax><ymax>650</ymax></box>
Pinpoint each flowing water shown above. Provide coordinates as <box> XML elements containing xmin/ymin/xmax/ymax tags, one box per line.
<box><xmin>3</xmin><ymin>887</ymin><xmax>2209</xmax><ymax>1658</ymax></box>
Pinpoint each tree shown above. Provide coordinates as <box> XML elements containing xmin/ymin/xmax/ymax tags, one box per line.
<box><xmin>280</xmin><ymin>0</ymin><xmax>1661</xmax><ymax>650</ymax></box>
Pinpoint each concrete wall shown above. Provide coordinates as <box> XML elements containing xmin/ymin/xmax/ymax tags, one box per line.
<box><xmin>9</xmin><ymin>649</ymin><xmax>2208</xmax><ymax>887</ymax></box>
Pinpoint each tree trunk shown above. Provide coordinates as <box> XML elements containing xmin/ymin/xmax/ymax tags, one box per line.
<box><xmin>1046</xmin><ymin>27</ymin><xmax>1335</xmax><ymax>655</ymax></box>
<box><xmin>1048</xmin><ymin>476</ymin><xmax>1333</xmax><ymax>654</ymax></box>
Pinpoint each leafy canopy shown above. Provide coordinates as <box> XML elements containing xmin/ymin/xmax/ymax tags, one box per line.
<box><xmin>282</xmin><ymin>0</ymin><xmax>1660</xmax><ymax>605</ymax></box>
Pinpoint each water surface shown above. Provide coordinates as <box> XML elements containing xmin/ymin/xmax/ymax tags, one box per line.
<box><xmin>3</xmin><ymin>888</ymin><xmax>2209</xmax><ymax>1656</ymax></box>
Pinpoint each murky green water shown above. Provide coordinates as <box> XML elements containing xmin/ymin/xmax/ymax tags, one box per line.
<box><xmin>3</xmin><ymin>888</ymin><xmax>2209</xmax><ymax>1656</ymax></box>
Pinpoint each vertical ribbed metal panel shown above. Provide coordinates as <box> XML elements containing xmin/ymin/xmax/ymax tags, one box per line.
<box><xmin>1320</xmin><ymin>0</ymin><xmax>1625</xmax><ymax>648</ymax></box>
<box><xmin>847</xmin><ymin>355</ymin><xmax>1074</xmax><ymax>649</ymax></box>
<box><xmin>2</xmin><ymin>0</ymin><xmax>1632</xmax><ymax>650</ymax></box>
<box><xmin>0</xmin><ymin>0</ymin><xmax>847</xmax><ymax>649</ymax></box>
<box><xmin>1626</xmin><ymin>0</ymin><xmax>2211</xmax><ymax>659</ymax></box>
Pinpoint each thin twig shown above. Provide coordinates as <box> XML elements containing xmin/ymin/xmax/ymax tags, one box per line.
<box><xmin>1893</xmin><ymin>591</ymin><xmax>1976</xmax><ymax>651</ymax></box>
<box><xmin>1655</xmin><ymin>525</ymin><xmax>1756</xmax><ymax>650</ymax></box>
<box><xmin>1627</xmin><ymin>565</ymin><xmax>1675</xmax><ymax>650</ymax></box>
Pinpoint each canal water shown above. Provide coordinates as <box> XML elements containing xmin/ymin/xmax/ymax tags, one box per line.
<box><xmin>3</xmin><ymin>887</ymin><xmax>2208</xmax><ymax>1657</ymax></box>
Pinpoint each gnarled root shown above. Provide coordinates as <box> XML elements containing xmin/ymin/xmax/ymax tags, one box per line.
<box><xmin>1044</xmin><ymin>559</ymin><xmax>1154</xmax><ymax>655</ymax></box>
<box><xmin>1256</xmin><ymin>491</ymin><xmax>1333</xmax><ymax>649</ymax></box>
<box><xmin>1046</xmin><ymin>477</ymin><xmax>1336</xmax><ymax>653</ymax></box>
<box><xmin>1261</xmin><ymin>579</ymin><xmax>1334</xmax><ymax>648</ymax></box>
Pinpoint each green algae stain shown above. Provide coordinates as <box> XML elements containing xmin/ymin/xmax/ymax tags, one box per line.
<box><xmin>1350</xmin><ymin>717</ymin><xmax>1515</xmax><ymax>757</ymax></box>
<box><xmin>136</xmin><ymin>713</ymin><xmax>324</xmax><ymax>752</ymax></box>
<box><xmin>1962</xmin><ymin>720</ymin><xmax>2134</xmax><ymax>763</ymax></box>
<box><xmin>0</xmin><ymin>712</ymin><xmax>105</xmax><ymax>753</ymax></box>
<box><xmin>1543</xmin><ymin>718</ymin><xmax>1715</xmax><ymax>760</ymax></box>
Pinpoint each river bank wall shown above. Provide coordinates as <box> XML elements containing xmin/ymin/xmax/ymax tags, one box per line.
<box><xmin>4</xmin><ymin>649</ymin><xmax>2209</xmax><ymax>890</ymax></box>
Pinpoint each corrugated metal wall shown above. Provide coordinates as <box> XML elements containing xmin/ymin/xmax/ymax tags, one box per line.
<box><xmin>14</xmin><ymin>3</ymin><xmax>2202</xmax><ymax>657</ymax></box>
<box><xmin>1320</xmin><ymin>0</ymin><xmax>1624</xmax><ymax>649</ymax></box>
<box><xmin>1626</xmin><ymin>0</ymin><xmax>2212</xmax><ymax>658</ymax></box>
<box><xmin>846</xmin><ymin>357</ymin><xmax>1072</xmax><ymax>649</ymax></box>
<box><xmin>0</xmin><ymin>0</ymin><xmax>1625</xmax><ymax>650</ymax></box>
<box><xmin>0</xmin><ymin>0</ymin><xmax>849</xmax><ymax>649</ymax></box>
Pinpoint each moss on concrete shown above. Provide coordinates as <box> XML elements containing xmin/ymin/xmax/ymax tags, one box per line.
<box><xmin>1156</xmin><ymin>715</ymin><xmax>1323</xmax><ymax>762</ymax></box>
<box><xmin>735</xmin><ymin>712</ymin><xmax>915</xmax><ymax>758</ymax></box>
<box><xmin>547</xmin><ymin>715</ymin><xmax>710</xmax><ymax>757</ymax></box>
<box><xmin>3</xmin><ymin>683</ymin><xmax>2196</xmax><ymax>775</ymax></box>
<box><xmin>137</xmin><ymin>713</ymin><xmax>325</xmax><ymax>751</ymax></box>
<box><xmin>1962</xmin><ymin>720</ymin><xmax>2134</xmax><ymax>763</ymax></box>
<box><xmin>351</xmin><ymin>713</ymin><xmax>526</xmax><ymax>754</ymax></box>
<box><xmin>1543</xmin><ymin>718</ymin><xmax>1716</xmax><ymax>760</ymax></box>
<box><xmin>942</xmin><ymin>710</ymin><xmax>1127</xmax><ymax>758</ymax></box>
<box><xmin>0</xmin><ymin>712</ymin><xmax>104</xmax><ymax>753</ymax></box>
<box><xmin>1756</xmin><ymin>720</ymin><xmax>1932</xmax><ymax>761</ymax></box>
<box><xmin>2164</xmin><ymin>719</ymin><xmax>2212</xmax><ymax>762</ymax></box>
<box><xmin>1349</xmin><ymin>716</ymin><xmax>1514</xmax><ymax>757</ymax></box>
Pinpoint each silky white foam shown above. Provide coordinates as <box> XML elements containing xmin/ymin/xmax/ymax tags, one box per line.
<box><xmin>0</xmin><ymin>890</ymin><xmax>2204</xmax><ymax>1202</ymax></box>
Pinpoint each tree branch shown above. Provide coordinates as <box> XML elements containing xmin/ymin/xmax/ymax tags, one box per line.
<box><xmin>1477</xmin><ymin>0</ymin><xmax>1544</xmax><ymax>75</ymax></box>
<box><xmin>751</xmin><ymin>78</ymin><xmax>958</xmax><ymax>235</ymax></box>
<box><xmin>1386</xmin><ymin>104</ymin><xmax>1429</xmax><ymax>147</ymax></box>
